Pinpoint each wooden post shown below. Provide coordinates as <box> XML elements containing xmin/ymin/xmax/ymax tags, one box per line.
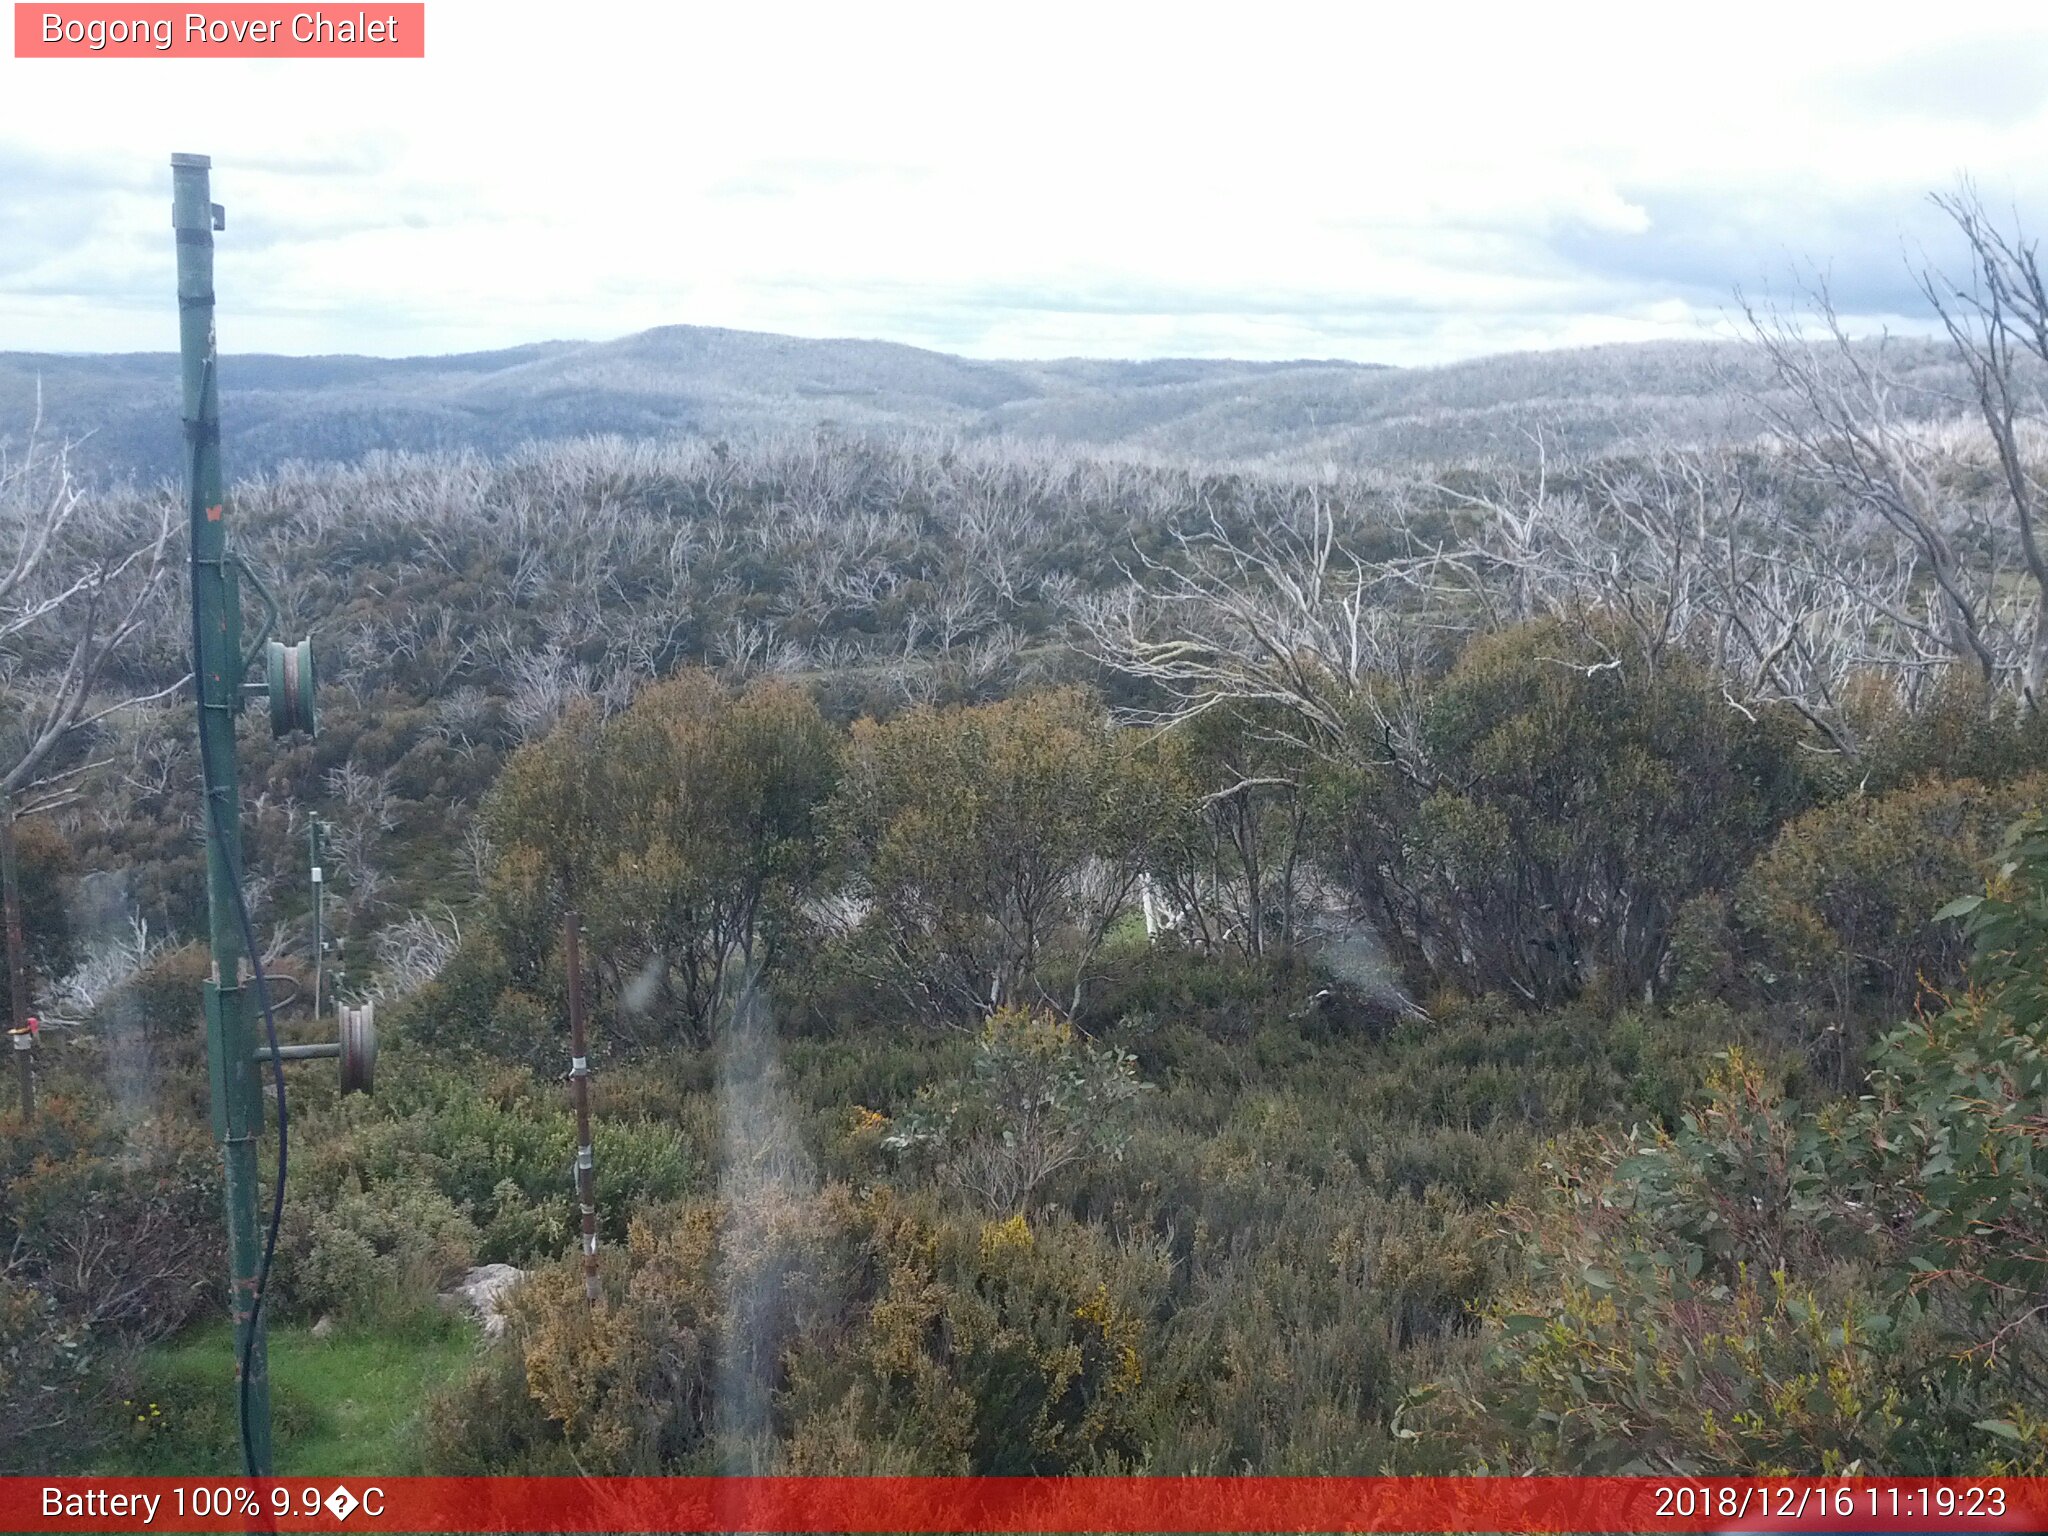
<box><xmin>565</xmin><ymin>911</ymin><xmax>600</xmax><ymax>1305</ymax></box>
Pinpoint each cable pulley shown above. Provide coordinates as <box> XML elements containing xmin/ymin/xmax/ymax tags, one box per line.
<box><xmin>265</xmin><ymin>637</ymin><xmax>317</xmax><ymax>736</ymax></box>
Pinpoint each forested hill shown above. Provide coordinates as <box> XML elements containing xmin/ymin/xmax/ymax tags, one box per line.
<box><xmin>0</xmin><ymin>324</ymin><xmax>1971</xmax><ymax>481</ymax></box>
<box><xmin>10</xmin><ymin>305</ymin><xmax>2048</xmax><ymax>1476</ymax></box>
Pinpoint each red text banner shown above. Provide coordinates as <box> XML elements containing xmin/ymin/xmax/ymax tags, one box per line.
<box><xmin>14</xmin><ymin>4</ymin><xmax>424</xmax><ymax>57</ymax></box>
<box><xmin>4</xmin><ymin>1476</ymin><xmax>2047</xmax><ymax>1533</ymax></box>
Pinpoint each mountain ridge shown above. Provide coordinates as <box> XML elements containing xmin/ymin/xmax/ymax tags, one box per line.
<box><xmin>0</xmin><ymin>322</ymin><xmax>1966</xmax><ymax>482</ymax></box>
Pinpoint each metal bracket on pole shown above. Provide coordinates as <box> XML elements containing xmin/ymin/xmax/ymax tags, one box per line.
<box><xmin>251</xmin><ymin>1002</ymin><xmax>373</xmax><ymax>1095</ymax></box>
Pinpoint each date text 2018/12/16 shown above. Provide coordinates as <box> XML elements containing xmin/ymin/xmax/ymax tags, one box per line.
<box><xmin>1655</xmin><ymin>1480</ymin><xmax>2012</xmax><ymax>1525</ymax></box>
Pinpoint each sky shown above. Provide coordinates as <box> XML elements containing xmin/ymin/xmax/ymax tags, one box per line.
<box><xmin>5</xmin><ymin>2</ymin><xmax>2048</xmax><ymax>366</ymax></box>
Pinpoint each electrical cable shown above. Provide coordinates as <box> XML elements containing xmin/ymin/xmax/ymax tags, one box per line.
<box><xmin>188</xmin><ymin>367</ymin><xmax>289</xmax><ymax>1479</ymax></box>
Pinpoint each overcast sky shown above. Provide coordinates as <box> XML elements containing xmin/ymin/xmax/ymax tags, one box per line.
<box><xmin>5</xmin><ymin>2</ymin><xmax>2048</xmax><ymax>365</ymax></box>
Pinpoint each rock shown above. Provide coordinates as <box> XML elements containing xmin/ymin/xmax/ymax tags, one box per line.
<box><xmin>309</xmin><ymin>1315</ymin><xmax>335</xmax><ymax>1340</ymax></box>
<box><xmin>442</xmin><ymin>1263</ymin><xmax>525</xmax><ymax>1339</ymax></box>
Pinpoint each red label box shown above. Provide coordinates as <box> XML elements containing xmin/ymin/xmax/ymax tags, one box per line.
<box><xmin>4</xmin><ymin>1476</ymin><xmax>2048</xmax><ymax>1533</ymax></box>
<box><xmin>14</xmin><ymin>3</ymin><xmax>424</xmax><ymax>56</ymax></box>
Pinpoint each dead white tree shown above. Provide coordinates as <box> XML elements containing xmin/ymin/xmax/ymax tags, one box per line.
<box><xmin>1073</xmin><ymin>488</ymin><xmax>1450</xmax><ymax>777</ymax></box>
<box><xmin>1741</xmin><ymin>268</ymin><xmax>2028</xmax><ymax>706</ymax></box>
<box><xmin>504</xmin><ymin>642</ymin><xmax>595</xmax><ymax>741</ymax></box>
<box><xmin>458</xmin><ymin>817</ymin><xmax>497</xmax><ymax>892</ymax></box>
<box><xmin>0</xmin><ymin>407</ymin><xmax>182</xmax><ymax>1084</ymax></box>
<box><xmin>1921</xmin><ymin>184</ymin><xmax>2048</xmax><ymax>710</ymax></box>
<box><xmin>322</xmin><ymin>759</ymin><xmax>399</xmax><ymax>918</ymax></box>
<box><xmin>0</xmin><ymin>410</ymin><xmax>182</xmax><ymax>812</ymax></box>
<box><xmin>363</xmin><ymin>904</ymin><xmax>464</xmax><ymax>1004</ymax></box>
<box><xmin>1428</xmin><ymin>448</ymin><xmax>1893</xmax><ymax>755</ymax></box>
<box><xmin>49</xmin><ymin>914</ymin><xmax>165</xmax><ymax>1022</ymax></box>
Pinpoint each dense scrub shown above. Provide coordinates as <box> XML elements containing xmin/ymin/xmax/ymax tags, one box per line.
<box><xmin>8</xmin><ymin>410</ymin><xmax>2048</xmax><ymax>1476</ymax></box>
<box><xmin>407</xmin><ymin>978</ymin><xmax>1720</xmax><ymax>1476</ymax></box>
<box><xmin>1418</xmin><ymin>817</ymin><xmax>2048</xmax><ymax>1475</ymax></box>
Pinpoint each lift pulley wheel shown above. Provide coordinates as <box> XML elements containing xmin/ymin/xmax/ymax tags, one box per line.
<box><xmin>266</xmin><ymin>637</ymin><xmax>317</xmax><ymax>738</ymax></box>
<box><xmin>338</xmin><ymin>1003</ymin><xmax>376</xmax><ymax>1095</ymax></box>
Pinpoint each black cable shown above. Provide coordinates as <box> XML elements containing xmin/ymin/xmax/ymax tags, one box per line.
<box><xmin>188</xmin><ymin>376</ymin><xmax>289</xmax><ymax>1479</ymax></box>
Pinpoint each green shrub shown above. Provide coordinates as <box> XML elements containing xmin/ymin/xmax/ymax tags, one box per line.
<box><xmin>1420</xmin><ymin>812</ymin><xmax>2048</xmax><ymax>1476</ymax></box>
<box><xmin>1080</xmin><ymin>947</ymin><xmax>1314</xmax><ymax>1053</ymax></box>
<box><xmin>1717</xmin><ymin>772</ymin><xmax>2047</xmax><ymax>1082</ymax></box>
<box><xmin>882</xmin><ymin>1006</ymin><xmax>1146</xmax><ymax>1214</ymax></box>
<box><xmin>105</xmin><ymin>943</ymin><xmax>211</xmax><ymax>1050</ymax></box>
<box><xmin>275</xmin><ymin>1178</ymin><xmax>480</xmax><ymax>1331</ymax></box>
<box><xmin>0</xmin><ymin>816</ymin><xmax>80</xmax><ymax>1010</ymax></box>
<box><xmin>834</xmin><ymin>688</ymin><xmax>1174</xmax><ymax>1020</ymax></box>
<box><xmin>474</xmin><ymin>1178</ymin><xmax>571</xmax><ymax>1267</ymax></box>
<box><xmin>484</xmin><ymin>673</ymin><xmax>839</xmax><ymax>1048</ymax></box>
<box><xmin>0</xmin><ymin>1095</ymin><xmax>224</xmax><ymax>1472</ymax></box>
<box><xmin>428</xmin><ymin>1184</ymin><xmax>1170</xmax><ymax>1477</ymax></box>
<box><xmin>1414</xmin><ymin>1049</ymin><xmax>1956</xmax><ymax>1474</ymax></box>
<box><xmin>1136</xmin><ymin>705</ymin><xmax>1317</xmax><ymax>960</ymax></box>
<box><xmin>1851</xmin><ymin>671</ymin><xmax>2048</xmax><ymax>791</ymax></box>
<box><xmin>1328</xmin><ymin>614</ymin><xmax>1813</xmax><ymax>1008</ymax></box>
<box><xmin>432</xmin><ymin>1189</ymin><xmax>862</xmax><ymax>1474</ymax></box>
<box><xmin>593</xmin><ymin>1119</ymin><xmax>701</xmax><ymax>1230</ymax></box>
<box><xmin>1</xmin><ymin>1109</ymin><xmax>219</xmax><ymax>1342</ymax></box>
<box><xmin>780</xmin><ymin>1193</ymin><xmax>1169</xmax><ymax>1475</ymax></box>
<box><xmin>291</xmin><ymin>1053</ymin><xmax>701</xmax><ymax>1265</ymax></box>
<box><xmin>421</xmin><ymin>1328</ymin><xmax>578</xmax><ymax>1475</ymax></box>
<box><xmin>395</xmin><ymin>932</ymin><xmax>550</xmax><ymax>1066</ymax></box>
<box><xmin>1849</xmin><ymin>815</ymin><xmax>2048</xmax><ymax>1372</ymax></box>
<box><xmin>0</xmin><ymin>1277</ymin><xmax>96</xmax><ymax>1472</ymax></box>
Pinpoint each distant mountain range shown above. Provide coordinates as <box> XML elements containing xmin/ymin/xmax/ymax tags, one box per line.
<box><xmin>0</xmin><ymin>323</ymin><xmax>1971</xmax><ymax>483</ymax></box>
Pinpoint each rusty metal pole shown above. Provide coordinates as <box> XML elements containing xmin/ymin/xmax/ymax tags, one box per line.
<box><xmin>2</xmin><ymin>802</ymin><xmax>31</xmax><ymax>1124</ymax></box>
<box><xmin>309</xmin><ymin>817</ymin><xmax>325</xmax><ymax>1022</ymax></box>
<box><xmin>565</xmin><ymin>911</ymin><xmax>600</xmax><ymax>1305</ymax></box>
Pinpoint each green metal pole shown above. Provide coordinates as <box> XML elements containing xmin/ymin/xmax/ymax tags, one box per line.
<box><xmin>173</xmin><ymin>151</ymin><xmax>271</xmax><ymax>1475</ymax></box>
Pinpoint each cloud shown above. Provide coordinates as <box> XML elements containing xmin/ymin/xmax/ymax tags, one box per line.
<box><xmin>707</xmin><ymin>159</ymin><xmax>935</xmax><ymax>201</ymax></box>
<box><xmin>6</xmin><ymin>6</ymin><xmax>2048</xmax><ymax>364</ymax></box>
<box><xmin>0</xmin><ymin>147</ymin><xmax>152</xmax><ymax>276</ymax></box>
<box><xmin>1544</xmin><ymin>185</ymin><xmax>1964</xmax><ymax>323</ymax></box>
<box><xmin>1834</xmin><ymin>41</ymin><xmax>2048</xmax><ymax>128</ymax></box>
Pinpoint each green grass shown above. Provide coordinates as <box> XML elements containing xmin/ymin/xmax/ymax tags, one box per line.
<box><xmin>101</xmin><ymin>1319</ymin><xmax>480</xmax><ymax>1476</ymax></box>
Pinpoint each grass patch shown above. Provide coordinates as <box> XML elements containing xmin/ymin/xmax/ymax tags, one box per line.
<box><xmin>101</xmin><ymin>1318</ymin><xmax>479</xmax><ymax>1476</ymax></box>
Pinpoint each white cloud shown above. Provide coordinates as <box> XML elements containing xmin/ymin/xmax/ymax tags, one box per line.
<box><xmin>4</xmin><ymin>1</ymin><xmax>2048</xmax><ymax>361</ymax></box>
